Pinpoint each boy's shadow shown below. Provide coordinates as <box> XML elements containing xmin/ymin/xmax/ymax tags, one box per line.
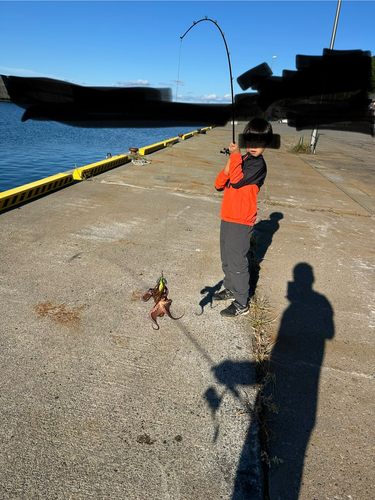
<box><xmin>251</xmin><ymin>212</ymin><xmax>283</xmax><ymax>293</ymax></box>
<box><xmin>205</xmin><ymin>263</ymin><xmax>334</xmax><ymax>499</ymax></box>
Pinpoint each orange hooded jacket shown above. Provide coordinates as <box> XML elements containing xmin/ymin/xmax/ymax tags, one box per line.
<box><xmin>215</xmin><ymin>152</ymin><xmax>267</xmax><ymax>226</ymax></box>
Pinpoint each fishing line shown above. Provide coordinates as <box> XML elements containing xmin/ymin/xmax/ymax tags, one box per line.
<box><xmin>175</xmin><ymin>38</ymin><xmax>183</xmax><ymax>102</ymax></box>
<box><xmin>157</xmin><ymin>37</ymin><xmax>184</xmax><ymax>281</ymax></box>
<box><xmin>180</xmin><ymin>17</ymin><xmax>236</xmax><ymax>143</ymax></box>
<box><xmin>154</xmin><ymin>19</ymin><xmax>235</xmax><ymax>311</ymax></box>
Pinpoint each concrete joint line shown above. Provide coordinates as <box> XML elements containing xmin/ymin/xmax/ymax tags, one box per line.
<box><xmin>259</xmin><ymin>199</ymin><xmax>371</xmax><ymax>217</ymax></box>
<box><xmin>297</xmin><ymin>360</ymin><xmax>374</xmax><ymax>380</ymax></box>
<box><xmin>300</xmin><ymin>158</ymin><xmax>374</xmax><ymax>215</ymax></box>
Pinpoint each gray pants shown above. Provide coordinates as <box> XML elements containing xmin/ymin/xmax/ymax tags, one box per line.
<box><xmin>220</xmin><ymin>220</ymin><xmax>254</xmax><ymax>306</ymax></box>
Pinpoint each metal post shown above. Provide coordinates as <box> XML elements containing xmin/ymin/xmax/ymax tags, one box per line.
<box><xmin>310</xmin><ymin>0</ymin><xmax>342</xmax><ymax>154</ymax></box>
<box><xmin>329</xmin><ymin>0</ymin><xmax>342</xmax><ymax>50</ymax></box>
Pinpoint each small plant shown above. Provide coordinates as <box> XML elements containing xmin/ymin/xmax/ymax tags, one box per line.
<box><xmin>290</xmin><ymin>135</ymin><xmax>311</xmax><ymax>154</ymax></box>
<box><xmin>81</xmin><ymin>169</ymin><xmax>93</xmax><ymax>180</ymax></box>
<box><xmin>261</xmin><ymin>451</ymin><xmax>284</xmax><ymax>467</ymax></box>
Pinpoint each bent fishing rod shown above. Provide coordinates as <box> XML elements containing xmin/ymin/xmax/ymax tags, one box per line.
<box><xmin>180</xmin><ymin>17</ymin><xmax>236</xmax><ymax>144</ymax></box>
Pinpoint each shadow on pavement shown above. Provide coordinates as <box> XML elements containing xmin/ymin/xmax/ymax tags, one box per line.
<box><xmin>268</xmin><ymin>263</ymin><xmax>334</xmax><ymax>500</ymax></box>
<box><xmin>196</xmin><ymin>280</ymin><xmax>223</xmax><ymax>315</ymax></box>
<box><xmin>205</xmin><ymin>262</ymin><xmax>334</xmax><ymax>499</ymax></box>
<box><xmin>266</xmin><ymin>262</ymin><xmax>335</xmax><ymax>499</ymax></box>
<box><xmin>251</xmin><ymin>212</ymin><xmax>284</xmax><ymax>293</ymax></box>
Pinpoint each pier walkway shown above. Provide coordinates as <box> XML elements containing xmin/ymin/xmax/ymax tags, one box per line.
<box><xmin>1</xmin><ymin>123</ymin><xmax>374</xmax><ymax>499</ymax></box>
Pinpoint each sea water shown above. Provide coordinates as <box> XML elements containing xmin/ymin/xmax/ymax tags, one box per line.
<box><xmin>0</xmin><ymin>102</ymin><xmax>204</xmax><ymax>193</ymax></box>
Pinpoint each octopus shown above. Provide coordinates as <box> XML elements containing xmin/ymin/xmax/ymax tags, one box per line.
<box><xmin>141</xmin><ymin>273</ymin><xmax>184</xmax><ymax>330</ymax></box>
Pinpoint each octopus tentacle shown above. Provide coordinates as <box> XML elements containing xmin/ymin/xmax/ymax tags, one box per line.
<box><xmin>141</xmin><ymin>274</ymin><xmax>181</xmax><ymax>329</ymax></box>
<box><xmin>149</xmin><ymin>301</ymin><xmax>169</xmax><ymax>330</ymax></box>
<box><xmin>149</xmin><ymin>308</ymin><xmax>162</xmax><ymax>330</ymax></box>
<box><xmin>162</xmin><ymin>300</ymin><xmax>185</xmax><ymax>320</ymax></box>
<box><xmin>142</xmin><ymin>288</ymin><xmax>157</xmax><ymax>302</ymax></box>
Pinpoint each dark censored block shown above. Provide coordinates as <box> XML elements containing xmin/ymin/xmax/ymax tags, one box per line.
<box><xmin>236</xmin><ymin>62</ymin><xmax>273</xmax><ymax>91</ymax></box>
<box><xmin>238</xmin><ymin>133</ymin><xmax>281</xmax><ymax>150</ymax></box>
<box><xmin>3</xmin><ymin>48</ymin><xmax>373</xmax><ymax>134</ymax></box>
<box><xmin>255</xmin><ymin>49</ymin><xmax>372</xmax><ymax>111</ymax></box>
<box><xmin>237</xmin><ymin>49</ymin><xmax>373</xmax><ymax>135</ymax></box>
<box><xmin>5</xmin><ymin>75</ymin><xmax>232</xmax><ymax>128</ymax></box>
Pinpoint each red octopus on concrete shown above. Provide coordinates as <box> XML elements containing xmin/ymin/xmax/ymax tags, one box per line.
<box><xmin>141</xmin><ymin>273</ymin><xmax>184</xmax><ymax>330</ymax></box>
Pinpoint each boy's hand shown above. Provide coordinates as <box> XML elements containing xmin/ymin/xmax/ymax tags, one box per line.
<box><xmin>229</xmin><ymin>142</ymin><xmax>240</xmax><ymax>155</ymax></box>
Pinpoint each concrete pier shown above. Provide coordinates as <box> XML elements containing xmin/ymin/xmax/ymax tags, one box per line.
<box><xmin>0</xmin><ymin>123</ymin><xmax>374</xmax><ymax>499</ymax></box>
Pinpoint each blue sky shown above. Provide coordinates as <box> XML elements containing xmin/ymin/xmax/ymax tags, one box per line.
<box><xmin>1</xmin><ymin>1</ymin><xmax>374</xmax><ymax>103</ymax></box>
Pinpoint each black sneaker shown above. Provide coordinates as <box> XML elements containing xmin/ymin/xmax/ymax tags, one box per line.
<box><xmin>220</xmin><ymin>300</ymin><xmax>249</xmax><ymax>318</ymax></box>
<box><xmin>213</xmin><ymin>288</ymin><xmax>234</xmax><ymax>301</ymax></box>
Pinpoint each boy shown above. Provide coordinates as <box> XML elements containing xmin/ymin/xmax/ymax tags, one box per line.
<box><xmin>213</xmin><ymin>118</ymin><xmax>273</xmax><ymax>317</ymax></box>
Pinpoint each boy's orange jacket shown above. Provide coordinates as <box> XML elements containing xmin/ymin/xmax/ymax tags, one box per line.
<box><xmin>215</xmin><ymin>152</ymin><xmax>267</xmax><ymax>226</ymax></box>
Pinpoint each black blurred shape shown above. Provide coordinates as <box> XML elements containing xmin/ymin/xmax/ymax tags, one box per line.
<box><xmin>256</xmin><ymin>49</ymin><xmax>372</xmax><ymax>110</ymax></box>
<box><xmin>250</xmin><ymin>76</ymin><xmax>283</xmax><ymax>93</ymax></box>
<box><xmin>237</xmin><ymin>62</ymin><xmax>273</xmax><ymax>91</ymax></box>
<box><xmin>237</xmin><ymin>49</ymin><xmax>373</xmax><ymax>135</ymax></box>
<box><xmin>238</xmin><ymin>132</ymin><xmax>280</xmax><ymax>150</ymax></box>
<box><xmin>4</xmin><ymin>48</ymin><xmax>373</xmax><ymax>134</ymax></box>
<box><xmin>287</xmin><ymin>91</ymin><xmax>372</xmax><ymax>131</ymax></box>
<box><xmin>5</xmin><ymin>76</ymin><xmax>231</xmax><ymax>128</ymax></box>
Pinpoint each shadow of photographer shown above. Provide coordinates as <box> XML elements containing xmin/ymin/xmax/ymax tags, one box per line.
<box><xmin>266</xmin><ymin>262</ymin><xmax>334</xmax><ymax>499</ymax></box>
<box><xmin>205</xmin><ymin>262</ymin><xmax>334</xmax><ymax>499</ymax></box>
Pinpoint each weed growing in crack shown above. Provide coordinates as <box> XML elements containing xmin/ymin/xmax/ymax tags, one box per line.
<box><xmin>289</xmin><ymin>136</ymin><xmax>311</xmax><ymax>154</ymax></box>
<box><xmin>247</xmin><ymin>230</ymin><xmax>283</xmax><ymax>473</ymax></box>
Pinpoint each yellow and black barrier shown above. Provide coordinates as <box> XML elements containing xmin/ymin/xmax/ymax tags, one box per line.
<box><xmin>181</xmin><ymin>131</ymin><xmax>199</xmax><ymax>140</ymax></box>
<box><xmin>139</xmin><ymin>141</ymin><xmax>167</xmax><ymax>156</ymax></box>
<box><xmin>139</xmin><ymin>128</ymin><xmax>212</xmax><ymax>154</ymax></box>
<box><xmin>0</xmin><ymin>154</ymin><xmax>131</xmax><ymax>212</ymax></box>
<box><xmin>138</xmin><ymin>137</ymin><xmax>180</xmax><ymax>155</ymax></box>
<box><xmin>73</xmin><ymin>154</ymin><xmax>130</xmax><ymax>180</ymax></box>
<box><xmin>1</xmin><ymin>127</ymin><xmax>213</xmax><ymax>211</ymax></box>
<box><xmin>0</xmin><ymin>173</ymin><xmax>74</xmax><ymax>211</ymax></box>
<box><xmin>164</xmin><ymin>137</ymin><xmax>179</xmax><ymax>147</ymax></box>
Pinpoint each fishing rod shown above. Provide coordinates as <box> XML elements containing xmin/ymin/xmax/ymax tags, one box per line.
<box><xmin>180</xmin><ymin>17</ymin><xmax>236</xmax><ymax>144</ymax></box>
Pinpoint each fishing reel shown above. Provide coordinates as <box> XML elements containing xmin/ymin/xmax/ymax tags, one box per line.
<box><xmin>220</xmin><ymin>147</ymin><xmax>230</xmax><ymax>156</ymax></box>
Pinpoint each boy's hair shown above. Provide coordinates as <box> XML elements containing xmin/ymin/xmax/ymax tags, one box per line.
<box><xmin>243</xmin><ymin>118</ymin><xmax>273</xmax><ymax>145</ymax></box>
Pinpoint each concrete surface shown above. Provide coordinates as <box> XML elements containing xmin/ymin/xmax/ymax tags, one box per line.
<box><xmin>0</xmin><ymin>128</ymin><xmax>262</xmax><ymax>500</ymax></box>
<box><xmin>255</xmin><ymin>125</ymin><xmax>375</xmax><ymax>500</ymax></box>
<box><xmin>0</xmin><ymin>122</ymin><xmax>374</xmax><ymax>500</ymax></box>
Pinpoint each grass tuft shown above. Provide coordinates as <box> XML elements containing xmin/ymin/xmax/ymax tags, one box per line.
<box><xmin>246</xmin><ymin>229</ymin><xmax>283</xmax><ymax>481</ymax></box>
<box><xmin>289</xmin><ymin>135</ymin><xmax>311</xmax><ymax>154</ymax></box>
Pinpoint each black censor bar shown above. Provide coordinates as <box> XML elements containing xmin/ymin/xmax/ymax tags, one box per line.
<box><xmin>3</xmin><ymin>49</ymin><xmax>373</xmax><ymax>135</ymax></box>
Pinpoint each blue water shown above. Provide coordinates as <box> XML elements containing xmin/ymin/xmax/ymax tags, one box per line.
<box><xmin>0</xmin><ymin>103</ymin><xmax>203</xmax><ymax>192</ymax></box>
